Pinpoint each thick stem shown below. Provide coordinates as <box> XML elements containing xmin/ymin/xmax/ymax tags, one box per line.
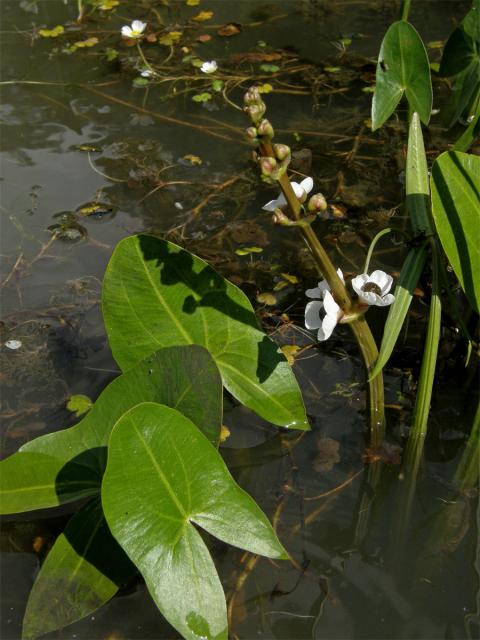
<box><xmin>400</xmin><ymin>0</ymin><xmax>412</xmax><ymax>20</ymax></box>
<box><xmin>259</xmin><ymin>140</ymin><xmax>385</xmax><ymax>440</ymax></box>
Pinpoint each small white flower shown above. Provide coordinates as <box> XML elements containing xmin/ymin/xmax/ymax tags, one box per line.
<box><xmin>140</xmin><ymin>68</ymin><xmax>154</xmax><ymax>78</ymax></box>
<box><xmin>200</xmin><ymin>60</ymin><xmax>218</xmax><ymax>74</ymax></box>
<box><xmin>351</xmin><ymin>270</ymin><xmax>395</xmax><ymax>307</ymax></box>
<box><xmin>4</xmin><ymin>339</ymin><xmax>22</xmax><ymax>350</ymax></box>
<box><xmin>305</xmin><ymin>268</ymin><xmax>344</xmax><ymax>299</ymax></box>
<box><xmin>121</xmin><ymin>20</ymin><xmax>147</xmax><ymax>39</ymax></box>
<box><xmin>305</xmin><ymin>290</ymin><xmax>342</xmax><ymax>342</ymax></box>
<box><xmin>262</xmin><ymin>177</ymin><xmax>313</xmax><ymax>211</ymax></box>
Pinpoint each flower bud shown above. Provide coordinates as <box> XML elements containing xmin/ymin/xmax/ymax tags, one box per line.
<box><xmin>273</xmin><ymin>143</ymin><xmax>291</xmax><ymax>162</ymax></box>
<box><xmin>259</xmin><ymin>156</ymin><xmax>277</xmax><ymax>177</ymax></box>
<box><xmin>307</xmin><ymin>192</ymin><xmax>328</xmax><ymax>213</ymax></box>
<box><xmin>257</xmin><ymin>118</ymin><xmax>274</xmax><ymax>139</ymax></box>
<box><xmin>245</xmin><ymin>127</ymin><xmax>258</xmax><ymax>145</ymax></box>
<box><xmin>244</xmin><ymin>101</ymin><xmax>266</xmax><ymax>124</ymax></box>
<box><xmin>244</xmin><ymin>86</ymin><xmax>261</xmax><ymax>106</ymax></box>
<box><xmin>272</xmin><ymin>209</ymin><xmax>290</xmax><ymax>225</ymax></box>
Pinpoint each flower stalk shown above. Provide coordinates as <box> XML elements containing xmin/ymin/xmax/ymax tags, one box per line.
<box><xmin>245</xmin><ymin>87</ymin><xmax>385</xmax><ymax>443</ymax></box>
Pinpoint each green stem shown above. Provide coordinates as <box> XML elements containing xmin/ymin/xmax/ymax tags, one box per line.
<box><xmin>453</xmin><ymin>401</ymin><xmax>480</xmax><ymax>494</ymax></box>
<box><xmin>259</xmin><ymin>141</ymin><xmax>385</xmax><ymax>442</ymax></box>
<box><xmin>400</xmin><ymin>0</ymin><xmax>412</xmax><ymax>21</ymax></box>
<box><xmin>136</xmin><ymin>42</ymin><xmax>154</xmax><ymax>73</ymax></box>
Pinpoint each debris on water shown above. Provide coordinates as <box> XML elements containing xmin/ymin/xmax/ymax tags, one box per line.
<box><xmin>313</xmin><ymin>437</ymin><xmax>341</xmax><ymax>472</ymax></box>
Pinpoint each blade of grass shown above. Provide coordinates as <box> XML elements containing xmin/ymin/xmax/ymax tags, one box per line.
<box><xmin>369</xmin><ymin>244</ymin><xmax>427</xmax><ymax>380</ymax></box>
<box><xmin>453</xmin><ymin>401</ymin><xmax>480</xmax><ymax>494</ymax></box>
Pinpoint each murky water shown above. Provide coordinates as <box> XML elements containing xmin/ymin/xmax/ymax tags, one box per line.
<box><xmin>1</xmin><ymin>1</ymin><xmax>478</xmax><ymax>639</ymax></box>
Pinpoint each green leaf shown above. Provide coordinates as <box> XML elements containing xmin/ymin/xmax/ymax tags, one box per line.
<box><xmin>372</xmin><ymin>21</ymin><xmax>432</xmax><ymax>130</ymax></box>
<box><xmin>102</xmin><ymin>235</ymin><xmax>308</xmax><ymax>429</ymax></box>
<box><xmin>431</xmin><ymin>151</ymin><xmax>480</xmax><ymax>313</ymax></box>
<box><xmin>453</xmin><ymin>110</ymin><xmax>480</xmax><ymax>151</ymax></box>
<box><xmin>370</xmin><ymin>245</ymin><xmax>427</xmax><ymax>380</ymax></box>
<box><xmin>22</xmin><ymin>498</ymin><xmax>135</xmax><ymax>640</ymax></box>
<box><xmin>192</xmin><ymin>92</ymin><xmax>212</xmax><ymax>102</ymax></box>
<box><xmin>406</xmin><ymin>112</ymin><xmax>434</xmax><ymax>236</ymax></box>
<box><xmin>0</xmin><ymin>346</ymin><xmax>222</xmax><ymax>513</ymax></box>
<box><xmin>102</xmin><ymin>402</ymin><xmax>287</xmax><ymax>640</ymax></box>
<box><xmin>66</xmin><ymin>394</ymin><xmax>93</xmax><ymax>417</ymax></box>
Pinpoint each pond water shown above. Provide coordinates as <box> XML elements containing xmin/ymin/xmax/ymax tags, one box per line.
<box><xmin>1</xmin><ymin>1</ymin><xmax>478</xmax><ymax>639</ymax></box>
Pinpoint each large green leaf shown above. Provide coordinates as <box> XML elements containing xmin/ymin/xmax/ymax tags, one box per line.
<box><xmin>372</xmin><ymin>21</ymin><xmax>432</xmax><ymax>130</ymax></box>
<box><xmin>102</xmin><ymin>402</ymin><xmax>287</xmax><ymax>640</ymax></box>
<box><xmin>406</xmin><ymin>112</ymin><xmax>434</xmax><ymax>236</ymax></box>
<box><xmin>22</xmin><ymin>498</ymin><xmax>135</xmax><ymax>640</ymax></box>
<box><xmin>369</xmin><ymin>245</ymin><xmax>427</xmax><ymax>380</ymax></box>
<box><xmin>0</xmin><ymin>346</ymin><xmax>222</xmax><ymax>513</ymax></box>
<box><xmin>431</xmin><ymin>151</ymin><xmax>480</xmax><ymax>313</ymax></box>
<box><xmin>102</xmin><ymin>234</ymin><xmax>308</xmax><ymax>430</ymax></box>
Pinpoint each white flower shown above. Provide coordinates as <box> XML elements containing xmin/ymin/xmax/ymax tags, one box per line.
<box><xmin>262</xmin><ymin>177</ymin><xmax>313</xmax><ymax>211</ymax></box>
<box><xmin>4</xmin><ymin>339</ymin><xmax>22</xmax><ymax>350</ymax></box>
<box><xmin>305</xmin><ymin>290</ymin><xmax>342</xmax><ymax>342</ymax></box>
<box><xmin>200</xmin><ymin>60</ymin><xmax>218</xmax><ymax>74</ymax></box>
<box><xmin>121</xmin><ymin>20</ymin><xmax>147</xmax><ymax>39</ymax></box>
<box><xmin>305</xmin><ymin>268</ymin><xmax>344</xmax><ymax>299</ymax></box>
<box><xmin>351</xmin><ymin>270</ymin><xmax>395</xmax><ymax>307</ymax></box>
<box><xmin>140</xmin><ymin>68</ymin><xmax>154</xmax><ymax>78</ymax></box>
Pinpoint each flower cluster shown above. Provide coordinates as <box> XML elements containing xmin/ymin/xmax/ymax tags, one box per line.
<box><xmin>305</xmin><ymin>270</ymin><xmax>395</xmax><ymax>342</ymax></box>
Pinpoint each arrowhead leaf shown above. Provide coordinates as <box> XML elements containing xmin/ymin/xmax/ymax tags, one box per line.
<box><xmin>372</xmin><ymin>21</ymin><xmax>432</xmax><ymax>130</ymax></box>
<box><xmin>102</xmin><ymin>235</ymin><xmax>308</xmax><ymax>430</ymax></box>
<box><xmin>0</xmin><ymin>346</ymin><xmax>222</xmax><ymax>513</ymax></box>
<box><xmin>102</xmin><ymin>402</ymin><xmax>287</xmax><ymax>640</ymax></box>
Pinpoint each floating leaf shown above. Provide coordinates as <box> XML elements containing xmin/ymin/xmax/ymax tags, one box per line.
<box><xmin>102</xmin><ymin>235</ymin><xmax>309</xmax><ymax>429</ymax></box>
<box><xmin>183</xmin><ymin>154</ymin><xmax>202</xmax><ymax>165</ymax></box>
<box><xmin>22</xmin><ymin>498</ymin><xmax>134</xmax><ymax>640</ymax></box>
<box><xmin>192</xmin><ymin>92</ymin><xmax>212</xmax><ymax>102</ymax></box>
<box><xmin>217</xmin><ymin>23</ymin><xmax>241</xmax><ymax>37</ymax></box>
<box><xmin>105</xmin><ymin>47</ymin><xmax>119</xmax><ymax>61</ymax></box>
<box><xmin>256</xmin><ymin>292</ymin><xmax>276</xmax><ymax>306</ymax></box>
<box><xmin>159</xmin><ymin>31</ymin><xmax>182</xmax><ymax>46</ymax></box>
<box><xmin>211</xmin><ymin>79</ymin><xmax>223</xmax><ymax>92</ymax></box>
<box><xmin>102</xmin><ymin>403</ymin><xmax>287</xmax><ymax>640</ymax></box>
<box><xmin>66</xmin><ymin>394</ymin><xmax>92</xmax><ymax>417</ymax></box>
<box><xmin>431</xmin><ymin>151</ymin><xmax>480</xmax><ymax>312</ymax></box>
<box><xmin>0</xmin><ymin>346</ymin><xmax>222</xmax><ymax>513</ymax></box>
<box><xmin>99</xmin><ymin>0</ymin><xmax>119</xmax><ymax>9</ymax></box>
<box><xmin>235</xmin><ymin>246</ymin><xmax>263</xmax><ymax>256</ymax></box>
<box><xmin>38</xmin><ymin>25</ymin><xmax>64</xmax><ymax>37</ymax></box>
<box><xmin>186</xmin><ymin>0</ymin><xmax>200</xmax><ymax>5</ymax></box>
<box><xmin>372</xmin><ymin>21</ymin><xmax>432</xmax><ymax>130</ymax></box>
<box><xmin>259</xmin><ymin>63</ymin><xmax>280</xmax><ymax>73</ymax></box>
<box><xmin>257</xmin><ymin>82</ymin><xmax>273</xmax><ymax>93</ymax></box>
<box><xmin>133</xmin><ymin>77</ymin><xmax>149</xmax><ymax>87</ymax></box>
<box><xmin>73</xmin><ymin>37</ymin><xmax>99</xmax><ymax>48</ymax></box>
<box><xmin>192</xmin><ymin>10</ymin><xmax>214</xmax><ymax>21</ymax></box>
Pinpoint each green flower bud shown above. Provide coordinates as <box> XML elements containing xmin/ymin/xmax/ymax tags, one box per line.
<box><xmin>257</xmin><ymin>118</ymin><xmax>274</xmax><ymax>139</ymax></box>
<box><xmin>272</xmin><ymin>209</ymin><xmax>291</xmax><ymax>225</ymax></box>
<box><xmin>307</xmin><ymin>192</ymin><xmax>328</xmax><ymax>213</ymax></box>
<box><xmin>244</xmin><ymin>86</ymin><xmax>261</xmax><ymax>106</ymax></box>
<box><xmin>273</xmin><ymin>143</ymin><xmax>291</xmax><ymax>162</ymax></box>
<box><xmin>244</xmin><ymin>101</ymin><xmax>266</xmax><ymax>124</ymax></box>
<box><xmin>259</xmin><ymin>156</ymin><xmax>277</xmax><ymax>176</ymax></box>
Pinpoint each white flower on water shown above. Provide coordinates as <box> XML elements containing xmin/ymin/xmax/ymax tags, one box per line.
<box><xmin>4</xmin><ymin>339</ymin><xmax>22</xmax><ymax>350</ymax></box>
<box><xmin>305</xmin><ymin>290</ymin><xmax>342</xmax><ymax>342</ymax></box>
<box><xmin>140</xmin><ymin>68</ymin><xmax>154</xmax><ymax>78</ymax></box>
<box><xmin>351</xmin><ymin>270</ymin><xmax>395</xmax><ymax>307</ymax></box>
<box><xmin>200</xmin><ymin>60</ymin><xmax>218</xmax><ymax>74</ymax></box>
<box><xmin>121</xmin><ymin>20</ymin><xmax>147</xmax><ymax>39</ymax></box>
<box><xmin>262</xmin><ymin>177</ymin><xmax>313</xmax><ymax>211</ymax></box>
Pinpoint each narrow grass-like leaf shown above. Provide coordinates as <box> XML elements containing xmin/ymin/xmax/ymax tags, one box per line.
<box><xmin>0</xmin><ymin>346</ymin><xmax>222</xmax><ymax>513</ymax></box>
<box><xmin>102</xmin><ymin>235</ymin><xmax>308</xmax><ymax>429</ymax></box>
<box><xmin>453</xmin><ymin>401</ymin><xmax>480</xmax><ymax>493</ymax></box>
<box><xmin>369</xmin><ymin>245</ymin><xmax>427</xmax><ymax>380</ymax></box>
<box><xmin>398</xmin><ymin>245</ymin><xmax>442</xmax><ymax>526</ymax></box>
<box><xmin>406</xmin><ymin>113</ymin><xmax>434</xmax><ymax>236</ymax></box>
<box><xmin>431</xmin><ymin>151</ymin><xmax>480</xmax><ymax>313</ymax></box>
<box><xmin>372</xmin><ymin>21</ymin><xmax>432</xmax><ymax>130</ymax></box>
<box><xmin>102</xmin><ymin>402</ymin><xmax>287</xmax><ymax>640</ymax></box>
<box><xmin>22</xmin><ymin>498</ymin><xmax>134</xmax><ymax>640</ymax></box>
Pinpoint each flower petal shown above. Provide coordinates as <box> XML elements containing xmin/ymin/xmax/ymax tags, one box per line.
<box><xmin>323</xmin><ymin>290</ymin><xmax>340</xmax><ymax>317</ymax></box>
<box><xmin>377</xmin><ymin>293</ymin><xmax>395</xmax><ymax>306</ymax></box>
<box><xmin>336</xmin><ymin>268</ymin><xmax>345</xmax><ymax>283</ymax></box>
<box><xmin>291</xmin><ymin>182</ymin><xmax>306</xmax><ymax>200</ymax></box>
<box><xmin>357</xmin><ymin>291</ymin><xmax>378</xmax><ymax>306</ymax></box>
<box><xmin>262</xmin><ymin>197</ymin><xmax>280</xmax><ymax>212</ymax></box>
<box><xmin>305</xmin><ymin>286</ymin><xmax>322</xmax><ymax>299</ymax></box>
<box><xmin>305</xmin><ymin>301</ymin><xmax>323</xmax><ymax>330</ymax></box>
<box><xmin>351</xmin><ymin>273</ymin><xmax>368</xmax><ymax>297</ymax></box>
<box><xmin>132</xmin><ymin>20</ymin><xmax>146</xmax><ymax>33</ymax></box>
<box><xmin>121</xmin><ymin>26</ymin><xmax>133</xmax><ymax>37</ymax></box>
<box><xmin>317</xmin><ymin>312</ymin><xmax>338</xmax><ymax>341</ymax></box>
<box><xmin>369</xmin><ymin>270</ymin><xmax>392</xmax><ymax>294</ymax></box>
<box><xmin>300</xmin><ymin>177</ymin><xmax>314</xmax><ymax>194</ymax></box>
